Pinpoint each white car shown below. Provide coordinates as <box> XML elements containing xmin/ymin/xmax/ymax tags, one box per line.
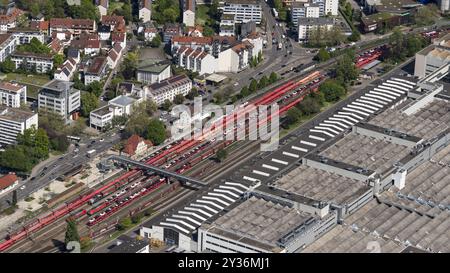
<box><xmin>234</xmin><ymin>82</ymin><xmax>239</xmax><ymax>86</ymax></box>
<box><xmin>19</xmin><ymin>185</ymin><xmax>26</xmax><ymax>190</ymax></box>
<box><xmin>89</xmin><ymin>218</ymin><xmax>95</xmax><ymax>223</ymax></box>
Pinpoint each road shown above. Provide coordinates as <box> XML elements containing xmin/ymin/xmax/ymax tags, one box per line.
<box><xmin>0</xmin><ymin>131</ymin><xmax>121</xmax><ymax>208</ymax></box>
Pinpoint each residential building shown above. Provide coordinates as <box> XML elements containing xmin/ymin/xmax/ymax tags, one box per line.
<box><xmin>243</xmin><ymin>32</ymin><xmax>263</xmax><ymax>59</ymax></box>
<box><xmin>139</xmin><ymin>0</ymin><xmax>152</xmax><ymax>23</ymax></box>
<box><xmin>10</xmin><ymin>52</ymin><xmax>54</xmax><ymax>73</ymax></box>
<box><xmin>175</xmin><ymin>47</ymin><xmax>217</xmax><ymax>75</ymax></box>
<box><xmin>90</xmin><ymin>95</ymin><xmax>142</xmax><ymax>130</ymax></box>
<box><xmin>111</xmin><ymin>32</ymin><xmax>126</xmax><ymax>48</ymax></box>
<box><xmin>182</xmin><ymin>0</ymin><xmax>196</xmax><ymax>27</ymax></box>
<box><xmin>437</xmin><ymin>0</ymin><xmax>450</xmax><ymax>12</ymax></box>
<box><xmin>220</xmin><ymin>14</ymin><xmax>235</xmax><ymax>36</ymax></box>
<box><xmin>324</xmin><ymin>0</ymin><xmax>339</xmax><ymax>16</ymax></box>
<box><xmin>84</xmin><ymin>56</ymin><xmax>108</xmax><ymax>85</ymax></box>
<box><xmin>221</xmin><ymin>0</ymin><xmax>262</xmax><ymax>24</ymax></box>
<box><xmin>240</xmin><ymin>21</ymin><xmax>256</xmax><ymax>37</ymax></box>
<box><xmin>144</xmin><ymin>24</ymin><xmax>158</xmax><ymax>41</ymax></box>
<box><xmin>163</xmin><ymin>24</ymin><xmax>182</xmax><ymax>43</ymax></box>
<box><xmin>0</xmin><ymin>33</ymin><xmax>17</xmax><ymax>62</ymax></box>
<box><xmin>98</xmin><ymin>24</ymin><xmax>111</xmax><ymax>40</ymax></box>
<box><xmin>97</xmin><ymin>0</ymin><xmax>109</xmax><ymax>17</ymax></box>
<box><xmin>54</xmin><ymin>58</ymin><xmax>78</xmax><ymax>82</ymax></box>
<box><xmin>414</xmin><ymin>33</ymin><xmax>450</xmax><ymax>78</ymax></box>
<box><xmin>0</xmin><ymin>0</ymin><xmax>15</xmax><ymax>15</ymax></box>
<box><xmin>297</xmin><ymin>17</ymin><xmax>334</xmax><ymax>43</ymax></box>
<box><xmin>145</xmin><ymin>74</ymin><xmax>192</xmax><ymax>105</ymax></box>
<box><xmin>187</xmin><ymin>25</ymin><xmax>204</xmax><ymax>37</ymax></box>
<box><xmin>29</xmin><ymin>21</ymin><xmax>50</xmax><ymax>35</ymax></box>
<box><xmin>101</xmin><ymin>15</ymin><xmax>126</xmax><ymax>32</ymax></box>
<box><xmin>0</xmin><ymin>173</ymin><xmax>18</xmax><ymax>195</ymax></box>
<box><xmin>217</xmin><ymin>41</ymin><xmax>251</xmax><ymax>72</ymax></box>
<box><xmin>122</xmin><ymin>134</ymin><xmax>153</xmax><ymax>159</ymax></box>
<box><xmin>0</xmin><ymin>81</ymin><xmax>26</xmax><ymax>108</ymax></box>
<box><xmin>48</xmin><ymin>38</ymin><xmax>63</xmax><ymax>54</ymax></box>
<box><xmin>9</xmin><ymin>28</ymin><xmax>45</xmax><ymax>45</ymax></box>
<box><xmin>70</xmin><ymin>36</ymin><xmax>101</xmax><ymax>56</ymax></box>
<box><xmin>136</xmin><ymin>59</ymin><xmax>172</xmax><ymax>84</ymax></box>
<box><xmin>171</xmin><ymin>36</ymin><xmax>214</xmax><ymax>53</ymax></box>
<box><xmin>49</xmin><ymin>18</ymin><xmax>97</xmax><ymax>35</ymax></box>
<box><xmin>107</xmin><ymin>43</ymin><xmax>124</xmax><ymax>69</ymax></box>
<box><xmin>38</xmin><ymin>80</ymin><xmax>81</xmax><ymax>120</ymax></box>
<box><xmin>0</xmin><ymin>8</ymin><xmax>24</xmax><ymax>33</ymax></box>
<box><xmin>291</xmin><ymin>3</ymin><xmax>320</xmax><ymax>27</ymax></box>
<box><xmin>0</xmin><ymin>105</ymin><xmax>38</xmax><ymax>146</ymax></box>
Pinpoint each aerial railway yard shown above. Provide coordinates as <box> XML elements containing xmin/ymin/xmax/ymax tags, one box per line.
<box><xmin>1</xmin><ymin>32</ymin><xmax>438</xmax><ymax>252</ymax></box>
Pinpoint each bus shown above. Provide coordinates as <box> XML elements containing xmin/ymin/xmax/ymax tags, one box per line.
<box><xmin>272</xmin><ymin>8</ymin><xmax>278</xmax><ymax>19</ymax></box>
<box><xmin>67</xmin><ymin>135</ymin><xmax>81</xmax><ymax>142</ymax></box>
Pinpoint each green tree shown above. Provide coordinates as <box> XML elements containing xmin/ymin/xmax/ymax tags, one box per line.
<box><xmin>53</xmin><ymin>54</ymin><xmax>64</xmax><ymax>67</ymax></box>
<box><xmin>80</xmin><ymin>92</ymin><xmax>99</xmax><ymax>117</ymax></box>
<box><xmin>121</xmin><ymin>51</ymin><xmax>139</xmax><ymax>80</ymax></box>
<box><xmin>87</xmin><ymin>81</ymin><xmax>103</xmax><ymax>97</ymax></box>
<box><xmin>334</xmin><ymin>50</ymin><xmax>359</xmax><ymax>84</ymax></box>
<box><xmin>319</xmin><ymin>79</ymin><xmax>347</xmax><ymax>102</ymax></box>
<box><xmin>216</xmin><ymin>148</ymin><xmax>227</xmax><ymax>162</ymax></box>
<box><xmin>150</xmin><ymin>34</ymin><xmax>162</xmax><ymax>48</ymax></box>
<box><xmin>174</xmin><ymin>94</ymin><xmax>185</xmax><ymax>104</ymax></box>
<box><xmin>146</xmin><ymin>118</ymin><xmax>166</xmax><ymax>145</ymax></box>
<box><xmin>186</xmin><ymin>88</ymin><xmax>199</xmax><ymax>100</ymax></box>
<box><xmin>35</xmin><ymin>128</ymin><xmax>50</xmax><ymax>159</ymax></box>
<box><xmin>297</xmin><ymin>97</ymin><xmax>321</xmax><ymax>116</ymax></box>
<box><xmin>0</xmin><ymin>57</ymin><xmax>15</xmax><ymax>73</ymax></box>
<box><xmin>240</xmin><ymin>86</ymin><xmax>250</xmax><ymax>97</ymax></box>
<box><xmin>249</xmin><ymin>79</ymin><xmax>258</xmax><ymax>93</ymax></box>
<box><xmin>348</xmin><ymin>30</ymin><xmax>360</xmax><ymax>42</ymax></box>
<box><xmin>314</xmin><ymin>48</ymin><xmax>331</xmax><ymax>62</ymax></box>
<box><xmin>114</xmin><ymin>0</ymin><xmax>132</xmax><ymax>23</ymax></box>
<box><xmin>258</xmin><ymin>76</ymin><xmax>268</xmax><ymax>89</ymax></box>
<box><xmin>286</xmin><ymin>107</ymin><xmax>302</xmax><ymax>125</ymax></box>
<box><xmin>117</xmin><ymin>217</ymin><xmax>132</xmax><ymax>230</ymax></box>
<box><xmin>269</xmin><ymin>72</ymin><xmax>278</xmax><ymax>84</ymax></box>
<box><xmin>67</xmin><ymin>0</ymin><xmax>100</xmax><ymax>21</ymax></box>
<box><xmin>17</xmin><ymin>37</ymin><xmax>51</xmax><ymax>54</ymax></box>
<box><xmin>161</xmin><ymin>99</ymin><xmax>172</xmax><ymax>111</ymax></box>
<box><xmin>203</xmin><ymin>26</ymin><xmax>215</xmax><ymax>37</ymax></box>
<box><xmin>64</xmin><ymin>218</ymin><xmax>80</xmax><ymax>247</ymax></box>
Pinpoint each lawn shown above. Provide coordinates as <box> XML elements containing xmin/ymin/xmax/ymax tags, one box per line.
<box><xmin>196</xmin><ymin>5</ymin><xmax>211</xmax><ymax>26</ymax></box>
<box><xmin>5</xmin><ymin>73</ymin><xmax>51</xmax><ymax>99</ymax></box>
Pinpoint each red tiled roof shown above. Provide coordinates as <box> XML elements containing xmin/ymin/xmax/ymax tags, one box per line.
<box><xmin>50</xmin><ymin>18</ymin><xmax>95</xmax><ymax>29</ymax></box>
<box><xmin>0</xmin><ymin>173</ymin><xmax>18</xmax><ymax>190</ymax></box>
<box><xmin>111</xmin><ymin>32</ymin><xmax>126</xmax><ymax>42</ymax></box>
<box><xmin>172</xmin><ymin>36</ymin><xmax>213</xmax><ymax>45</ymax></box>
<box><xmin>123</xmin><ymin>135</ymin><xmax>152</xmax><ymax>156</ymax></box>
<box><xmin>30</xmin><ymin>21</ymin><xmax>49</xmax><ymax>31</ymax></box>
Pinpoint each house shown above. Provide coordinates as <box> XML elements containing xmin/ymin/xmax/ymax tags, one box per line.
<box><xmin>186</xmin><ymin>25</ymin><xmax>203</xmax><ymax>37</ymax></box>
<box><xmin>11</xmin><ymin>52</ymin><xmax>54</xmax><ymax>73</ymax></box>
<box><xmin>0</xmin><ymin>33</ymin><xmax>16</xmax><ymax>62</ymax></box>
<box><xmin>0</xmin><ymin>8</ymin><xmax>24</xmax><ymax>33</ymax></box>
<box><xmin>243</xmin><ymin>32</ymin><xmax>263</xmax><ymax>60</ymax></box>
<box><xmin>0</xmin><ymin>105</ymin><xmax>38</xmax><ymax>145</ymax></box>
<box><xmin>144</xmin><ymin>24</ymin><xmax>158</xmax><ymax>41</ymax></box>
<box><xmin>101</xmin><ymin>15</ymin><xmax>126</xmax><ymax>32</ymax></box>
<box><xmin>0</xmin><ymin>173</ymin><xmax>19</xmax><ymax>195</ymax></box>
<box><xmin>8</xmin><ymin>28</ymin><xmax>45</xmax><ymax>45</ymax></box>
<box><xmin>90</xmin><ymin>95</ymin><xmax>142</xmax><ymax>130</ymax></box>
<box><xmin>145</xmin><ymin>74</ymin><xmax>192</xmax><ymax>105</ymax></box>
<box><xmin>0</xmin><ymin>81</ymin><xmax>27</xmax><ymax>108</ymax></box>
<box><xmin>217</xmin><ymin>41</ymin><xmax>251</xmax><ymax>72</ymax></box>
<box><xmin>38</xmin><ymin>80</ymin><xmax>81</xmax><ymax>121</ymax></box>
<box><xmin>136</xmin><ymin>59</ymin><xmax>172</xmax><ymax>84</ymax></box>
<box><xmin>97</xmin><ymin>0</ymin><xmax>109</xmax><ymax>17</ymax></box>
<box><xmin>171</xmin><ymin>36</ymin><xmax>214</xmax><ymax>54</ymax></box>
<box><xmin>70</xmin><ymin>35</ymin><xmax>101</xmax><ymax>56</ymax></box>
<box><xmin>107</xmin><ymin>44</ymin><xmax>124</xmax><ymax>69</ymax></box>
<box><xmin>139</xmin><ymin>0</ymin><xmax>152</xmax><ymax>23</ymax></box>
<box><xmin>182</xmin><ymin>0</ymin><xmax>196</xmax><ymax>27</ymax></box>
<box><xmin>52</xmin><ymin>31</ymin><xmax>73</xmax><ymax>46</ymax></box>
<box><xmin>175</xmin><ymin>47</ymin><xmax>217</xmax><ymax>75</ymax></box>
<box><xmin>48</xmin><ymin>38</ymin><xmax>63</xmax><ymax>54</ymax></box>
<box><xmin>84</xmin><ymin>56</ymin><xmax>108</xmax><ymax>85</ymax></box>
<box><xmin>29</xmin><ymin>20</ymin><xmax>49</xmax><ymax>35</ymax></box>
<box><xmin>122</xmin><ymin>134</ymin><xmax>153</xmax><ymax>159</ymax></box>
<box><xmin>111</xmin><ymin>32</ymin><xmax>126</xmax><ymax>48</ymax></box>
<box><xmin>67</xmin><ymin>48</ymin><xmax>80</xmax><ymax>63</ymax></box>
<box><xmin>163</xmin><ymin>24</ymin><xmax>182</xmax><ymax>44</ymax></box>
<box><xmin>54</xmin><ymin>58</ymin><xmax>78</xmax><ymax>82</ymax></box>
<box><xmin>98</xmin><ymin>24</ymin><xmax>111</xmax><ymax>41</ymax></box>
<box><xmin>49</xmin><ymin>18</ymin><xmax>97</xmax><ymax>35</ymax></box>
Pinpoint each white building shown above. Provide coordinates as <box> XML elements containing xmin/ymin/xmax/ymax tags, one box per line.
<box><xmin>182</xmin><ymin>0</ymin><xmax>196</xmax><ymax>27</ymax></box>
<box><xmin>144</xmin><ymin>25</ymin><xmax>158</xmax><ymax>41</ymax></box>
<box><xmin>324</xmin><ymin>0</ymin><xmax>339</xmax><ymax>16</ymax></box>
<box><xmin>139</xmin><ymin>0</ymin><xmax>152</xmax><ymax>23</ymax></box>
<box><xmin>175</xmin><ymin>47</ymin><xmax>217</xmax><ymax>75</ymax></box>
<box><xmin>136</xmin><ymin>59</ymin><xmax>172</xmax><ymax>84</ymax></box>
<box><xmin>221</xmin><ymin>0</ymin><xmax>262</xmax><ymax>24</ymax></box>
<box><xmin>0</xmin><ymin>33</ymin><xmax>17</xmax><ymax>62</ymax></box>
<box><xmin>291</xmin><ymin>3</ymin><xmax>320</xmax><ymax>27</ymax></box>
<box><xmin>38</xmin><ymin>80</ymin><xmax>81</xmax><ymax>121</ymax></box>
<box><xmin>98</xmin><ymin>25</ymin><xmax>111</xmax><ymax>40</ymax></box>
<box><xmin>217</xmin><ymin>41</ymin><xmax>252</xmax><ymax>73</ymax></box>
<box><xmin>0</xmin><ymin>173</ymin><xmax>19</xmax><ymax>195</ymax></box>
<box><xmin>97</xmin><ymin>0</ymin><xmax>108</xmax><ymax>17</ymax></box>
<box><xmin>0</xmin><ymin>81</ymin><xmax>26</xmax><ymax>108</ymax></box>
<box><xmin>145</xmin><ymin>74</ymin><xmax>192</xmax><ymax>105</ymax></box>
<box><xmin>243</xmin><ymin>32</ymin><xmax>263</xmax><ymax>59</ymax></box>
<box><xmin>107</xmin><ymin>44</ymin><xmax>124</xmax><ymax>70</ymax></box>
<box><xmin>10</xmin><ymin>52</ymin><xmax>54</xmax><ymax>73</ymax></box>
<box><xmin>437</xmin><ymin>0</ymin><xmax>450</xmax><ymax>12</ymax></box>
<box><xmin>0</xmin><ymin>105</ymin><xmax>38</xmax><ymax>146</ymax></box>
<box><xmin>54</xmin><ymin>58</ymin><xmax>78</xmax><ymax>82</ymax></box>
<box><xmin>9</xmin><ymin>28</ymin><xmax>45</xmax><ymax>45</ymax></box>
<box><xmin>90</xmin><ymin>95</ymin><xmax>142</xmax><ymax>130</ymax></box>
<box><xmin>219</xmin><ymin>14</ymin><xmax>235</xmax><ymax>36</ymax></box>
<box><xmin>414</xmin><ymin>34</ymin><xmax>450</xmax><ymax>79</ymax></box>
<box><xmin>297</xmin><ymin>17</ymin><xmax>334</xmax><ymax>43</ymax></box>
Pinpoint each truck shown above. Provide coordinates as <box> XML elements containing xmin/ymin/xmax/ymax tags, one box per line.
<box><xmin>278</xmin><ymin>42</ymin><xmax>282</xmax><ymax>50</ymax></box>
<box><xmin>87</xmin><ymin>149</ymin><xmax>96</xmax><ymax>157</ymax></box>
